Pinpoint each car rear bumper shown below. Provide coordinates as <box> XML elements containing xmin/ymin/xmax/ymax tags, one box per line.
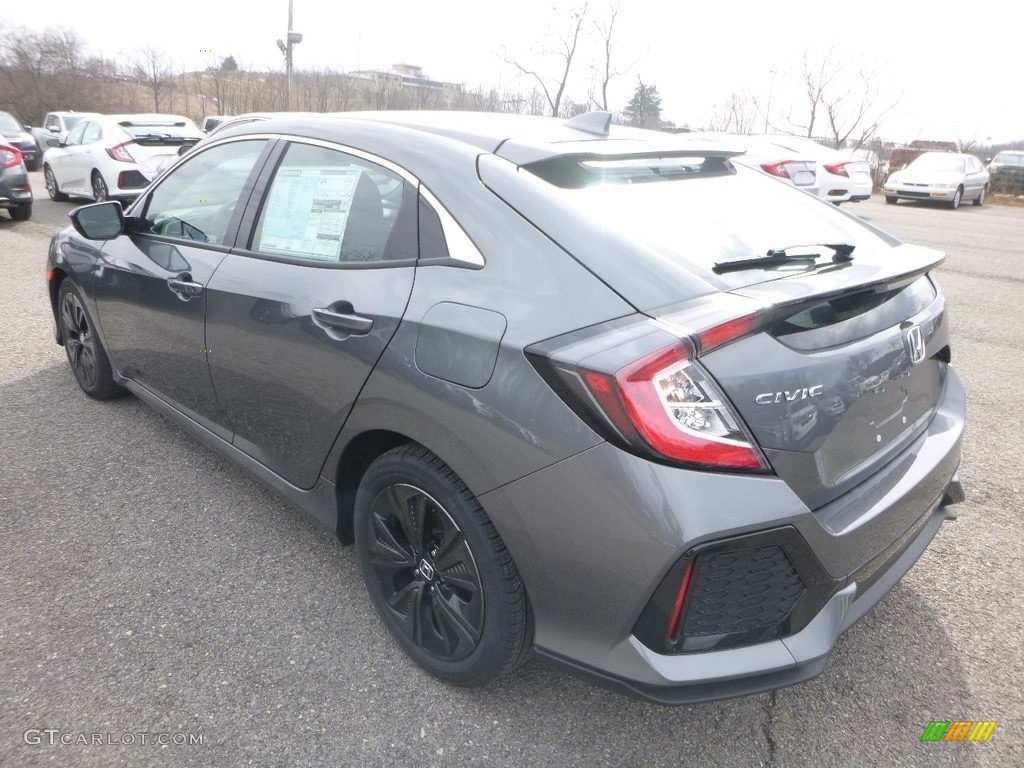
<box><xmin>481</xmin><ymin>367</ymin><xmax>965</xmax><ymax>703</ymax></box>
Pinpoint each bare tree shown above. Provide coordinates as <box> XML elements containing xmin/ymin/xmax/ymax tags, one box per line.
<box><xmin>132</xmin><ymin>45</ymin><xmax>173</xmax><ymax>111</ymax></box>
<box><xmin>591</xmin><ymin>1</ymin><xmax>622</xmax><ymax>111</ymax></box>
<box><xmin>503</xmin><ymin>2</ymin><xmax>588</xmax><ymax>117</ymax></box>
<box><xmin>788</xmin><ymin>49</ymin><xmax>898</xmax><ymax>149</ymax></box>
<box><xmin>709</xmin><ymin>90</ymin><xmax>760</xmax><ymax>134</ymax></box>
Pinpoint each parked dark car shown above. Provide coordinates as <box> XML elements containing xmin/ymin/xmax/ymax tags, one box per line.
<box><xmin>0</xmin><ymin>111</ymin><xmax>39</xmax><ymax>171</ymax></box>
<box><xmin>45</xmin><ymin>111</ymin><xmax>965</xmax><ymax>703</ymax></box>
<box><xmin>988</xmin><ymin>150</ymin><xmax>1024</xmax><ymax>190</ymax></box>
<box><xmin>0</xmin><ymin>140</ymin><xmax>33</xmax><ymax>220</ymax></box>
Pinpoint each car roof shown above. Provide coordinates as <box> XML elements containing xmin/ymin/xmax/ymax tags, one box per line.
<box><xmin>224</xmin><ymin>111</ymin><xmax>740</xmax><ymax>165</ymax></box>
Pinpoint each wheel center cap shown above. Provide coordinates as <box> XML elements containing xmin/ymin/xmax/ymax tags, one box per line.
<box><xmin>417</xmin><ymin>559</ymin><xmax>436</xmax><ymax>582</ymax></box>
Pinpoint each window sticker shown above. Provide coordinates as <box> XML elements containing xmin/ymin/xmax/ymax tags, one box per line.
<box><xmin>258</xmin><ymin>167</ymin><xmax>363</xmax><ymax>261</ymax></box>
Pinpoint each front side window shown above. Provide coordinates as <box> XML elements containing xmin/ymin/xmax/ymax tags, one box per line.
<box><xmin>137</xmin><ymin>139</ymin><xmax>268</xmax><ymax>245</ymax></box>
<box><xmin>83</xmin><ymin>123</ymin><xmax>102</xmax><ymax>144</ymax></box>
<box><xmin>64</xmin><ymin>122</ymin><xmax>87</xmax><ymax>146</ymax></box>
<box><xmin>251</xmin><ymin>142</ymin><xmax>414</xmax><ymax>264</ymax></box>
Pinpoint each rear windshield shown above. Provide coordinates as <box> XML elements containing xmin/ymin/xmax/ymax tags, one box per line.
<box><xmin>119</xmin><ymin>120</ymin><xmax>202</xmax><ymax>143</ymax></box>
<box><xmin>521</xmin><ymin>158</ymin><xmax>897</xmax><ymax>289</ymax></box>
<box><xmin>0</xmin><ymin>114</ymin><xmax>22</xmax><ymax>133</ymax></box>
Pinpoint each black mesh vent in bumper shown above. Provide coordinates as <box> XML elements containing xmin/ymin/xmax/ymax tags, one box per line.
<box><xmin>683</xmin><ymin>545</ymin><xmax>804</xmax><ymax>637</ymax></box>
<box><xmin>632</xmin><ymin>527</ymin><xmax>840</xmax><ymax>654</ymax></box>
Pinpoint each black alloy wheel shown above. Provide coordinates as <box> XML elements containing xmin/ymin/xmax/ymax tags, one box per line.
<box><xmin>365</xmin><ymin>483</ymin><xmax>484</xmax><ymax>661</ymax></box>
<box><xmin>355</xmin><ymin>445</ymin><xmax>532</xmax><ymax>687</ymax></box>
<box><xmin>57</xmin><ymin>282</ymin><xmax>122</xmax><ymax>400</ymax></box>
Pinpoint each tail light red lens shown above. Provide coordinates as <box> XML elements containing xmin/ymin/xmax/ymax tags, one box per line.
<box><xmin>760</xmin><ymin>160</ymin><xmax>792</xmax><ymax>179</ymax></box>
<box><xmin>579</xmin><ymin>341</ymin><xmax>767</xmax><ymax>470</ymax></box>
<box><xmin>106</xmin><ymin>142</ymin><xmax>136</xmax><ymax>163</ymax></box>
<box><xmin>666</xmin><ymin>559</ymin><xmax>695</xmax><ymax>639</ymax></box>
<box><xmin>2</xmin><ymin>146</ymin><xmax>23</xmax><ymax>169</ymax></box>
<box><xmin>823</xmin><ymin>162</ymin><xmax>850</xmax><ymax>177</ymax></box>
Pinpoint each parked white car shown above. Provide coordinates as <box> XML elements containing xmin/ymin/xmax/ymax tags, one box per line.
<box><xmin>41</xmin><ymin>114</ymin><xmax>203</xmax><ymax>202</ymax></box>
<box><xmin>758</xmin><ymin>136</ymin><xmax>873</xmax><ymax>205</ymax></box>
<box><xmin>694</xmin><ymin>133</ymin><xmax>820</xmax><ymax>198</ymax></box>
<box><xmin>883</xmin><ymin>152</ymin><xmax>989</xmax><ymax>209</ymax></box>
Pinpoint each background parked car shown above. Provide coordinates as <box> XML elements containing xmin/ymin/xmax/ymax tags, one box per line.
<box><xmin>0</xmin><ymin>111</ymin><xmax>40</xmax><ymax>171</ymax></box>
<box><xmin>883</xmin><ymin>152</ymin><xmax>989</xmax><ymax>208</ymax></box>
<box><xmin>694</xmin><ymin>133</ymin><xmax>820</xmax><ymax>198</ymax></box>
<box><xmin>42</xmin><ymin>113</ymin><xmax>204</xmax><ymax>202</ymax></box>
<box><xmin>0</xmin><ymin>140</ymin><xmax>33</xmax><ymax>220</ymax></box>
<box><xmin>30</xmin><ymin>111</ymin><xmax>100</xmax><ymax>156</ymax></box>
<box><xmin>760</xmin><ymin>135</ymin><xmax>873</xmax><ymax>204</ymax></box>
<box><xmin>987</xmin><ymin>150</ymin><xmax>1024</xmax><ymax>191</ymax></box>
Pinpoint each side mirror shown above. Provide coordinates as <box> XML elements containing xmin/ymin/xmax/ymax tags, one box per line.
<box><xmin>22</xmin><ymin>124</ymin><xmax>31</xmax><ymax>132</ymax></box>
<box><xmin>46</xmin><ymin>138</ymin><xmax>60</xmax><ymax>148</ymax></box>
<box><xmin>177</xmin><ymin>144</ymin><xmax>192</xmax><ymax>157</ymax></box>
<box><xmin>70</xmin><ymin>201</ymin><xmax>125</xmax><ymax>240</ymax></box>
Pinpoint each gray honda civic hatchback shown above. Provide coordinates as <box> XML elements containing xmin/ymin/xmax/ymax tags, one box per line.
<box><xmin>46</xmin><ymin>111</ymin><xmax>965</xmax><ymax>703</ymax></box>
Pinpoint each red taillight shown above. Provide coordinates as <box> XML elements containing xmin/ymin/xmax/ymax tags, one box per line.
<box><xmin>823</xmin><ymin>162</ymin><xmax>850</xmax><ymax>177</ymax></box>
<box><xmin>666</xmin><ymin>559</ymin><xmax>696</xmax><ymax>639</ymax></box>
<box><xmin>759</xmin><ymin>160</ymin><xmax>792</xmax><ymax>179</ymax></box>
<box><xmin>696</xmin><ymin>312</ymin><xmax>760</xmax><ymax>355</ymax></box>
<box><xmin>106</xmin><ymin>142</ymin><xmax>136</xmax><ymax>163</ymax></box>
<box><xmin>580</xmin><ymin>340</ymin><xmax>767</xmax><ymax>471</ymax></box>
<box><xmin>2</xmin><ymin>146</ymin><xmax>23</xmax><ymax>169</ymax></box>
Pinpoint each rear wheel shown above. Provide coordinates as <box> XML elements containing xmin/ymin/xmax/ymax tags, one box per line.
<box><xmin>354</xmin><ymin>444</ymin><xmax>532</xmax><ymax>687</ymax></box>
<box><xmin>91</xmin><ymin>170</ymin><xmax>109</xmax><ymax>202</ymax></box>
<box><xmin>58</xmin><ymin>281</ymin><xmax>123</xmax><ymax>400</ymax></box>
<box><xmin>9</xmin><ymin>203</ymin><xmax>31</xmax><ymax>221</ymax></box>
<box><xmin>974</xmin><ymin>185</ymin><xmax>986</xmax><ymax>207</ymax></box>
<box><xmin>949</xmin><ymin>186</ymin><xmax>963</xmax><ymax>209</ymax></box>
<box><xmin>885</xmin><ymin>195</ymin><xmax>897</xmax><ymax>204</ymax></box>
<box><xmin>44</xmin><ymin>165</ymin><xmax>68</xmax><ymax>202</ymax></box>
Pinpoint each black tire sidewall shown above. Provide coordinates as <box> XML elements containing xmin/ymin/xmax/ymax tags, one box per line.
<box><xmin>354</xmin><ymin>446</ymin><xmax>527</xmax><ymax>687</ymax></box>
<box><xmin>57</xmin><ymin>281</ymin><xmax>121</xmax><ymax>400</ymax></box>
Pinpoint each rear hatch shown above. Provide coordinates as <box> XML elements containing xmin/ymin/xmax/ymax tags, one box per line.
<box><xmin>671</xmin><ymin>268</ymin><xmax>949</xmax><ymax>509</ymax></box>
<box><xmin>483</xmin><ymin>144</ymin><xmax>951</xmax><ymax>507</ymax></box>
<box><xmin>117</xmin><ymin>118</ymin><xmax>203</xmax><ymax>177</ymax></box>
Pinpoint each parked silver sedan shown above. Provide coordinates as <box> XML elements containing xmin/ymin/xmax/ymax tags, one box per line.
<box><xmin>883</xmin><ymin>152</ymin><xmax>989</xmax><ymax>209</ymax></box>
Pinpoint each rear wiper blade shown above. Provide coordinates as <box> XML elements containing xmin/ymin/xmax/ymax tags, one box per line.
<box><xmin>713</xmin><ymin>243</ymin><xmax>855</xmax><ymax>274</ymax></box>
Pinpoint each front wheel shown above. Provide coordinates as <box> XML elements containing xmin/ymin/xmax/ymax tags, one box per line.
<box><xmin>974</xmin><ymin>186</ymin><xmax>986</xmax><ymax>207</ymax></box>
<box><xmin>885</xmin><ymin>195</ymin><xmax>897</xmax><ymax>204</ymax></box>
<box><xmin>44</xmin><ymin>165</ymin><xmax>68</xmax><ymax>202</ymax></box>
<box><xmin>58</xmin><ymin>281</ymin><xmax>123</xmax><ymax>400</ymax></box>
<box><xmin>354</xmin><ymin>444</ymin><xmax>532</xmax><ymax>687</ymax></box>
<box><xmin>949</xmin><ymin>186</ymin><xmax>963</xmax><ymax>209</ymax></box>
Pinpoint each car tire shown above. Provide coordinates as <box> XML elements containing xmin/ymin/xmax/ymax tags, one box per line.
<box><xmin>885</xmin><ymin>195</ymin><xmax>897</xmax><ymax>204</ymax></box>
<box><xmin>974</xmin><ymin>186</ymin><xmax>986</xmax><ymax>207</ymax></box>
<box><xmin>91</xmin><ymin>171</ymin><xmax>109</xmax><ymax>202</ymax></box>
<box><xmin>354</xmin><ymin>444</ymin><xmax>532</xmax><ymax>687</ymax></box>
<box><xmin>44</xmin><ymin>165</ymin><xmax>68</xmax><ymax>202</ymax></box>
<box><xmin>9</xmin><ymin>203</ymin><xmax>32</xmax><ymax>221</ymax></box>
<box><xmin>949</xmin><ymin>186</ymin><xmax>963</xmax><ymax>210</ymax></box>
<box><xmin>57</xmin><ymin>281</ymin><xmax>124</xmax><ymax>400</ymax></box>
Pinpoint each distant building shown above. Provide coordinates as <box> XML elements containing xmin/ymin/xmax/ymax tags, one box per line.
<box><xmin>353</xmin><ymin>63</ymin><xmax>463</xmax><ymax>108</ymax></box>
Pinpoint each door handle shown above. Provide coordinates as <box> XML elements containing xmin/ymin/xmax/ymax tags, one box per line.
<box><xmin>168</xmin><ymin>277</ymin><xmax>203</xmax><ymax>299</ymax></box>
<box><xmin>312</xmin><ymin>307</ymin><xmax>374</xmax><ymax>335</ymax></box>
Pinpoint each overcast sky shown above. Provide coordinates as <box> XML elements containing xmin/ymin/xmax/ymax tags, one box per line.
<box><xmin>5</xmin><ymin>0</ymin><xmax>1024</xmax><ymax>143</ymax></box>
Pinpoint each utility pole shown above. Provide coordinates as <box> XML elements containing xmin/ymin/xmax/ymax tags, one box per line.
<box><xmin>276</xmin><ymin>0</ymin><xmax>302</xmax><ymax>110</ymax></box>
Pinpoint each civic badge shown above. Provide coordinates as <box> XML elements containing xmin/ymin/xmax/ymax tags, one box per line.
<box><xmin>906</xmin><ymin>325</ymin><xmax>925</xmax><ymax>365</ymax></box>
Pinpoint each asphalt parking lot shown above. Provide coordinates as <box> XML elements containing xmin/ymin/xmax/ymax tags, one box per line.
<box><xmin>2</xmin><ymin>175</ymin><xmax>1022</xmax><ymax>767</ymax></box>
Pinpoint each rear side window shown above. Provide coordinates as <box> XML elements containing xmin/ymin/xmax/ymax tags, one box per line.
<box><xmin>250</xmin><ymin>142</ymin><xmax>416</xmax><ymax>264</ymax></box>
